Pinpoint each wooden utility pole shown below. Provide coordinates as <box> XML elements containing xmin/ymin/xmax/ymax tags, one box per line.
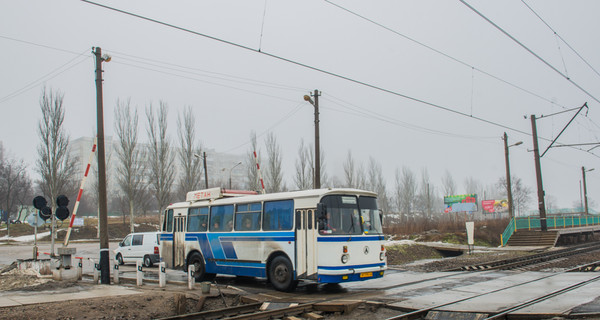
<box><xmin>313</xmin><ymin>89</ymin><xmax>321</xmax><ymax>189</ymax></box>
<box><xmin>530</xmin><ymin>115</ymin><xmax>547</xmax><ymax>231</ymax></box>
<box><xmin>203</xmin><ymin>152</ymin><xmax>208</xmax><ymax>189</ymax></box>
<box><xmin>93</xmin><ymin>47</ymin><xmax>110</xmax><ymax>283</ymax></box>
<box><xmin>582</xmin><ymin>166</ymin><xmax>591</xmax><ymax>215</ymax></box>
<box><xmin>503</xmin><ymin>132</ymin><xmax>516</xmax><ymax>218</ymax></box>
<box><xmin>304</xmin><ymin>90</ymin><xmax>321</xmax><ymax>189</ymax></box>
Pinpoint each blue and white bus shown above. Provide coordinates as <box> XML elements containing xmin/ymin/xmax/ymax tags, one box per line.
<box><xmin>160</xmin><ymin>187</ymin><xmax>386</xmax><ymax>291</ymax></box>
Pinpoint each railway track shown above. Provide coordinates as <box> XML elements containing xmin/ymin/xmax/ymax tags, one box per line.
<box><xmin>385</xmin><ymin>264</ymin><xmax>600</xmax><ymax>320</ymax></box>
<box><xmin>446</xmin><ymin>241</ymin><xmax>600</xmax><ymax>271</ymax></box>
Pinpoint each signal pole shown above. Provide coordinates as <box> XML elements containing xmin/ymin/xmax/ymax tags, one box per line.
<box><xmin>530</xmin><ymin>115</ymin><xmax>547</xmax><ymax>231</ymax></box>
<box><xmin>93</xmin><ymin>47</ymin><xmax>110</xmax><ymax>284</ymax></box>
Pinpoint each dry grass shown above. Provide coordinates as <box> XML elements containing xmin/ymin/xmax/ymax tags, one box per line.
<box><xmin>383</xmin><ymin>216</ymin><xmax>510</xmax><ymax>247</ymax></box>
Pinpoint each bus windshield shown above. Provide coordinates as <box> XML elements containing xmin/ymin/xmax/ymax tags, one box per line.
<box><xmin>359</xmin><ymin>196</ymin><xmax>383</xmax><ymax>234</ymax></box>
<box><xmin>319</xmin><ymin>195</ymin><xmax>362</xmax><ymax>235</ymax></box>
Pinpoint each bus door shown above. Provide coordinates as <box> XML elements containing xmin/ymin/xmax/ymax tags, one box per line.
<box><xmin>295</xmin><ymin>209</ymin><xmax>318</xmax><ymax>280</ymax></box>
<box><xmin>173</xmin><ymin>210</ymin><xmax>187</xmax><ymax>268</ymax></box>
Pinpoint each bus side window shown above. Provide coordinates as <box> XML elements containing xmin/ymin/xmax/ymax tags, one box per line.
<box><xmin>295</xmin><ymin>211</ymin><xmax>302</xmax><ymax>230</ymax></box>
<box><xmin>188</xmin><ymin>207</ymin><xmax>208</xmax><ymax>232</ymax></box>
<box><xmin>263</xmin><ymin>200</ymin><xmax>293</xmax><ymax>230</ymax></box>
<box><xmin>211</xmin><ymin>205</ymin><xmax>234</xmax><ymax>232</ymax></box>
<box><xmin>235</xmin><ymin>203</ymin><xmax>261</xmax><ymax>231</ymax></box>
<box><xmin>165</xmin><ymin>209</ymin><xmax>174</xmax><ymax>233</ymax></box>
<box><xmin>308</xmin><ymin>211</ymin><xmax>313</xmax><ymax>230</ymax></box>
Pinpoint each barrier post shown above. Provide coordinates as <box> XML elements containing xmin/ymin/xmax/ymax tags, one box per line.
<box><xmin>136</xmin><ymin>261</ymin><xmax>143</xmax><ymax>286</ymax></box>
<box><xmin>93</xmin><ymin>260</ymin><xmax>99</xmax><ymax>284</ymax></box>
<box><xmin>77</xmin><ymin>258</ymin><xmax>83</xmax><ymax>280</ymax></box>
<box><xmin>528</xmin><ymin>217</ymin><xmax>531</xmax><ymax>230</ymax></box>
<box><xmin>500</xmin><ymin>234</ymin><xmax>503</xmax><ymax>247</ymax></box>
<box><xmin>188</xmin><ymin>265</ymin><xmax>195</xmax><ymax>290</ymax></box>
<box><xmin>113</xmin><ymin>264</ymin><xmax>120</xmax><ymax>284</ymax></box>
<box><xmin>159</xmin><ymin>262</ymin><xmax>166</xmax><ymax>288</ymax></box>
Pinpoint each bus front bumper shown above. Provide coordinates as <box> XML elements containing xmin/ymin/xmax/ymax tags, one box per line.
<box><xmin>317</xmin><ymin>264</ymin><xmax>386</xmax><ymax>283</ymax></box>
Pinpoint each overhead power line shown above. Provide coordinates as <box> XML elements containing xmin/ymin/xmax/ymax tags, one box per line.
<box><xmin>323</xmin><ymin>0</ymin><xmax>567</xmax><ymax>110</ymax></box>
<box><xmin>80</xmin><ymin>0</ymin><xmax>599</xmax><ymax>158</ymax></box>
<box><xmin>521</xmin><ymin>0</ymin><xmax>600</xmax><ymax>80</ymax></box>
<box><xmin>459</xmin><ymin>0</ymin><xmax>600</xmax><ymax>105</ymax></box>
<box><xmin>79</xmin><ymin>0</ymin><xmax>531</xmax><ymax>137</ymax></box>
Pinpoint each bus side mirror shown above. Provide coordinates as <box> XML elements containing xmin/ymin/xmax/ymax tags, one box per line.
<box><xmin>119</xmin><ymin>241</ymin><xmax>123</xmax><ymax>247</ymax></box>
<box><xmin>379</xmin><ymin>209</ymin><xmax>384</xmax><ymax>224</ymax></box>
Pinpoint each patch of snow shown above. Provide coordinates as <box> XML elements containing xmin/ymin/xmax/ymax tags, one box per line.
<box><xmin>0</xmin><ymin>231</ymin><xmax>51</xmax><ymax>242</ymax></box>
<box><xmin>385</xmin><ymin>239</ymin><xmax>416</xmax><ymax>246</ymax></box>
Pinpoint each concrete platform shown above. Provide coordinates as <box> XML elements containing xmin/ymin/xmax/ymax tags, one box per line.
<box><xmin>374</xmin><ymin>271</ymin><xmax>600</xmax><ymax>316</ymax></box>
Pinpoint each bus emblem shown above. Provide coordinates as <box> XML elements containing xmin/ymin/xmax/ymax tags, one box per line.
<box><xmin>364</xmin><ymin>246</ymin><xmax>370</xmax><ymax>255</ymax></box>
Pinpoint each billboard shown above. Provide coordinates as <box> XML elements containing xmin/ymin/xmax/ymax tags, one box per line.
<box><xmin>482</xmin><ymin>199</ymin><xmax>508</xmax><ymax>214</ymax></box>
<box><xmin>444</xmin><ymin>194</ymin><xmax>477</xmax><ymax>213</ymax></box>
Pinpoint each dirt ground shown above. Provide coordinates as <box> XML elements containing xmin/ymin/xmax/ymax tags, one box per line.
<box><xmin>0</xmin><ymin>271</ymin><xmax>243</xmax><ymax>320</ymax></box>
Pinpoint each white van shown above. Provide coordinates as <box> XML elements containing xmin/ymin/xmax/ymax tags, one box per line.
<box><xmin>114</xmin><ymin>232</ymin><xmax>160</xmax><ymax>267</ymax></box>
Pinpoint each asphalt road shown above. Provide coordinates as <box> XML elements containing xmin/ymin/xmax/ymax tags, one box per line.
<box><xmin>0</xmin><ymin>241</ymin><xmax>120</xmax><ymax>271</ymax></box>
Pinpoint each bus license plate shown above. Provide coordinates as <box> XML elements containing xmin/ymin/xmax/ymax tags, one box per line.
<box><xmin>359</xmin><ymin>272</ymin><xmax>373</xmax><ymax>278</ymax></box>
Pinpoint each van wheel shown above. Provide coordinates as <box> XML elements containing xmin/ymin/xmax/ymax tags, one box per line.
<box><xmin>268</xmin><ymin>256</ymin><xmax>297</xmax><ymax>292</ymax></box>
<box><xmin>143</xmin><ymin>255</ymin><xmax>153</xmax><ymax>268</ymax></box>
<box><xmin>116</xmin><ymin>254</ymin><xmax>124</xmax><ymax>265</ymax></box>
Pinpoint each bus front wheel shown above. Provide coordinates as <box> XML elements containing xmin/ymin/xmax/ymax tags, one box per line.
<box><xmin>269</xmin><ymin>256</ymin><xmax>297</xmax><ymax>292</ymax></box>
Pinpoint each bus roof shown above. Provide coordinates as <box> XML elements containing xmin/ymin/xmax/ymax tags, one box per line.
<box><xmin>168</xmin><ymin>188</ymin><xmax>377</xmax><ymax>209</ymax></box>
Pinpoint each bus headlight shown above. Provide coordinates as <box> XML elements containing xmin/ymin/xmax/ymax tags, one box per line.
<box><xmin>341</xmin><ymin>254</ymin><xmax>349</xmax><ymax>264</ymax></box>
<box><xmin>380</xmin><ymin>252</ymin><xmax>385</xmax><ymax>261</ymax></box>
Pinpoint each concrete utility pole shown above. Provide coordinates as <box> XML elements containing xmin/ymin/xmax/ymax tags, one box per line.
<box><xmin>303</xmin><ymin>90</ymin><xmax>321</xmax><ymax>189</ymax></box>
<box><xmin>530</xmin><ymin>115</ymin><xmax>547</xmax><ymax>231</ymax></box>
<box><xmin>582</xmin><ymin>166</ymin><xmax>594</xmax><ymax>215</ymax></box>
<box><xmin>93</xmin><ymin>47</ymin><xmax>110</xmax><ymax>284</ymax></box>
<box><xmin>503</xmin><ymin>132</ymin><xmax>522</xmax><ymax>218</ymax></box>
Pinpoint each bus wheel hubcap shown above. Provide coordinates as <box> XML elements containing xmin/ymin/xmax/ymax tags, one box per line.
<box><xmin>275</xmin><ymin>264</ymin><xmax>287</xmax><ymax>282</ymax></box>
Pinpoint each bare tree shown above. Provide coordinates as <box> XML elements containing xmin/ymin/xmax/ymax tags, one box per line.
<box><xmin>264</xmin><ymin>132</ymin><xmax>284</xmax><ymax>193</ymax></box>
<box><xmin>293</xmin><ymin>138</ymin><xmax>312</xmax><ymax>190</ymax></box>
<box><xmin>36</xmin><ymin>88</ymin><xmax>78</xmax><ymax>254</ymax></box>
<box><xmin>177</xmin><ymin>106</ymin><xmax>203</xmax><ymax>196</ymax></box>
<box><xmin>415</xmin><ymin>168</ymin><xmax>435</xmax><ymax>219</ymax></box>
<box><xmin>497</xmin><ymin>175</ymin><xmax>532</xmax><ymax>216</ymax></box>
<box><xmin>395</xmin><ymin>166</ymin><xmax>417</xmax><ymax>220</ymax></box>
<box><xmin>441</xmin><ymin>170</ymin><xmax>456</xmax><ymax>197</ymax></box>
<box><xmin>343</xmin><ymin>150</ymin><xmax>357</xmax><ymax>188</ymax></box>
<box><xmin>365</xmin><ymin>157</ymin><xmax>390</xmax><ymax>214</ymax></box>
<box><xmin>0</xmin><ymin>152</ymin><xmax>32</xmax><ymax>236</ymax></box>
<box><xmin>307</xmin><ymin>143</ymin><xmax>328</xmax><ymax>188</ymax></box>
<box><xmin>146</xmin><ymin>102</ymin><xmax>176</xmax><ymax>219</ymax></box>
<box><xmin>245</xmin><ymin>131</ymin><xmax>261</xmax><ymax>192</ymax></box>
<box><xmin>115</xmin><ymin>100</ymin><xmax>145</xmax><ymax>232</ymax></box>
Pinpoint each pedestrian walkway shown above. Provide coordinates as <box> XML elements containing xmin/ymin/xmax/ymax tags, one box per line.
<box><xmin>0</xmin><ymin>284</ymin><xmax>141</xmax><ymax>308</ymax></box>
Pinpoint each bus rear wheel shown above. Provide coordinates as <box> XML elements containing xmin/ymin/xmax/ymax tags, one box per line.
<box><xmin>269</xmin><ymin>256</ymin><xmax>297</xmax><ymax>292</ymax></box>
<box><xmin>188</xmin><ymin>252</ymin><xmax>215</xmax><ymax>281</ymax></box>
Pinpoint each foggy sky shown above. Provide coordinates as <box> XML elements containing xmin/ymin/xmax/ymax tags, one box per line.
<box><xmin>1</xmin><ymin>0</ymin><xmax>600</xmax><ymax>210</ymax></box>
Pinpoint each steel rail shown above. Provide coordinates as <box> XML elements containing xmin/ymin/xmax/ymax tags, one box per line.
<box><xmin>446</xmin><ymin>242</ymin><xmax>600</xmax><ymax>271</ymax></box>
<box><xmin>155</xmin><ymin>303</ymin><xmax>263</xmax><ymax>320</ymax></box>
<box><xmin>384</xmin><ymin>260</ymin><xmax>600</xmax><ymax>320</ymax></box>
<box><xmin>484</xmin><ymin>274</ymin><xmax>600</xmax><ymax>319</ymax></box>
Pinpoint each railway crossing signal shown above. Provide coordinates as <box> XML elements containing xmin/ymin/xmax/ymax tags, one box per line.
<box><xmin>32</xmin><ymin>195</ymin><xmax>70</xmax><ymax>221</ymax></box>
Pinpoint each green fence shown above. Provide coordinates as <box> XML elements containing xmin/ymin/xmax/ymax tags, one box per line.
<box><xmin>501</xmin><ymin>214</ymin><xmax>600</xmax><ymax>246</ymax></box>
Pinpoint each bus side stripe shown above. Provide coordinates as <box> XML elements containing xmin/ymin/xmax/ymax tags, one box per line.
<box><xmin>317</xmin><ymin>236</ymin><xmax>384</xmax><ymax>242</ymax></box>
